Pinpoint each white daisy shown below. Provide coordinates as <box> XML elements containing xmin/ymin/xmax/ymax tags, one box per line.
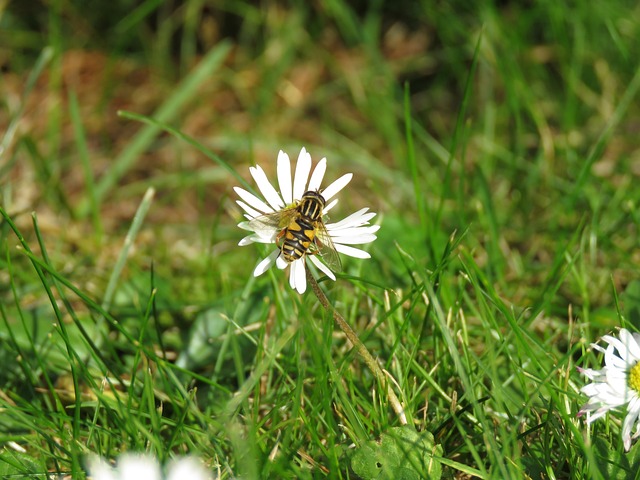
<box><xmin>234</xmin><ymin>147</ymin><xmax>380</xmax><ymax>294</ymax></box>
<box><xmin>578</xmin><ymin>328</ymin><xmax>640</xmax><ymax>451</ymax></box>
<box><xmin>86</xmin><ymin>454</ymin><xmax>212</xmax><ymax>480</ymax></box>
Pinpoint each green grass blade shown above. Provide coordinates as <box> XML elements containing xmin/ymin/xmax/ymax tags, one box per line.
<box><xmin>117</xmin><ymin>110</ymin><xmax>253</xmax><ymax>191</ymax></box>
<box><xmin>103</xmin><ymin>187</ymin><xmax>155</xmax><ymax>311</ymax></box>
<box><xmin>77</xmin><ymin>41</ymin><xmax>232</xmax><ymax>215</ymax></box>
<box><xmin>403</xmin><ymin>82</ymin><xmax>428</xmax><ymax>233</ymax></box>
<box><xmin>569</xmin><ymin>63</ymin><xmax>640</xmax><ymax>204</ymax></box>
<box><xmin>69</xmin><ymin>89</ymin><xmax>103</xmax><ymax>236</ymax></box>
<box><xmin>0</xmin><ymin>47</ymin><xmax>54</xmax><ymax>176</ymax></box>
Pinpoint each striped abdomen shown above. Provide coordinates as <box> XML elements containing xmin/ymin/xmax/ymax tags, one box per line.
<box><xmin>281</xmin><ymin>191</ymin><xmax>325</xmax><ymax>262</ymax></box>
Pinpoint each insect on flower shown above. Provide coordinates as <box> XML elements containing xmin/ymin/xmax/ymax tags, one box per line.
<box><xmin>235</xmin><ymin>147</ymin><xmax>380</xmax><ymax>294</ymax></box>
<box><xmin>247</xmin><ymin>189</ymin><xmax>342</xmax><ymax>273</ymax></box>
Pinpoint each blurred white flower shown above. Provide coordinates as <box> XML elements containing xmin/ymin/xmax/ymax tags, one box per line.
<box><xmin>86</xmin><ymin>454</ymin><xmax>211</xmax><ymax>480</ymax></box>
<box><xmin>235</xmin><ymin>147</ymin><xmax>379</xmax><ymax>294</ymax></box>
<box><xmin>578</xmin><ymin>328</ymin><xmax>640</xmax><ymax>451</ymax></box>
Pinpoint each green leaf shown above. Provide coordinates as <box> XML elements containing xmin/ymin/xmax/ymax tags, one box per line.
<box><xmin>350</xmin><ymin>427</ymin><xmax>443</xmax><ymax>480</ymax></box>
<box><xmin>591</xmin><ymin>436</ymin><xmax>640</xmax><ymax>479</ymax></box>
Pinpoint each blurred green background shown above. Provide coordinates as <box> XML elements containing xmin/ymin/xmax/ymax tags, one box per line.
<box><xmin>3</xmin><ymin>1</ymin><xmax>639</xmax><ymax>309</ymax></box>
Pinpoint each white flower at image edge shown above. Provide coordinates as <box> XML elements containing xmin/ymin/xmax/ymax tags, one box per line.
<box><xmin>234</xmin><ymin>147</ymin><xmax>380</xmax><ymax>294</ymax></box>
<box><xmin>86</xmin><ymin>454</ymin><xmax>212</xmax><ymax>480</ymax></box>
<box><xmin>578</xmin><ymin>328</ymin><xmax>640</xmax><ymax>451</ymax></box>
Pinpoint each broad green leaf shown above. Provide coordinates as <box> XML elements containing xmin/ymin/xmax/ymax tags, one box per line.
<box><xmin>350</xmin><ymin>426</ymin><xmax>442</xmax><ymax>480</ymax></box>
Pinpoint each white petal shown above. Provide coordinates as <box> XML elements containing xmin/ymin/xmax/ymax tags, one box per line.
<box><xmin>85</xmin><ymin>456</ymin><xmax>117</xmax><ymax>480</ymax></box>
<box><xmin>332</xmin><ymin>233</ymin><xmax>378</xmax><ymax>245</ymax></box>
<box><xmin>327</xmin><ymin>208</ymin><xmax>375</xmax><ymax>229</ymax></box>
<box><xmin>167</xmin><ymin>457</ymin><xmax>210</xmax><ymax>480</ymax></box>
<box><xmin>237</xmin><ymin>220</ymin><xmax>279</xmax><ymax>241</ymax></box>
<box><xmin>329</xmin><ymin>225</ymin><xmax>380</xmax><ymax>238</ymax></box>
<box><xmin>632</xmin><ymin>413</ymin><xmax>640</xmax><ymax>443</ymax></box>
<box><xmin>238</xmin><ymin>220</ymin><xmax>254</xmax><ymax>231</ymax></box>
<box><xmin>236</xmin><ymin>200</ymin><xmax>262</xmax><ymax>219</ymax></box>
<box><xmin>578</xmin><ymin>404</ymin><xmax>603</xmax><ymax>422</ymax></box>
<box><xmin>586</xmin><ymin>406</ymin><xmax>612</xmax><ymax>422</ymax></box>
<box><xmin>293</xmin><ymin>147</ymin><xmax>312</xmax><ymax>200</ymax></box>
<box><xmin>607</xmin><ymin>373</ymin><xmax>632</xmax><ymax>397</ymax></box>
<box><xmin>308</xmin><ymin>157</ymin><xmax>327</xmax><ymax>192</ymax></box>
<box><xmin>578</xmin><ymin>366</ymin><xmax>603</xmax><ymax>381</ymax></box>
<box><xmin>580</xmin><ymin>381</ymin><xmax>611</xmax><ymax>398</ymax></box>
<box><xmin>118</xmin><ymin>455</ymin><xmax>162</xmax><ymax>480</ymax></box>
<box><xmin>309</xmin><ymin>255</ymin><xmax>336</xmax><ymax>281</ymax></box>
<box><xmin>277</xmin><ymin>150</ymin><xmax>293</xmax><ymax>204</ymax></box>
<box><xmin>321</xmin><ymin>173</ymin><xmax>352</xmax><ymax>201</ymax></box>
<box><xmin>234</xmin><ymin>187</ymin><xmax>274</xmax><ymax>214</ymax></box>
<box><xmin>239</xmin><ymin>232</ymin><xmax>277</xmax><ymax>245</ymax></box>
<box><xmin>604</xmin><ymin>333</ymin><xmax>635</xmax><ymax>366</ymax></box>
<box><xmin>334</xmin><ymin>244</ymin><xmax>371</xmax><ymax>259</ymax></box>
<box><xmin>324</xmin><ymin>198</ymin><xmax>338</xmax><ymax>213</ymax></box>
<box><xmin>289</xmin><ymin>259</ymin><xmax>307</xmax><ymax>293</ymax></box>
<box><xmin>254</xmin><ymin>250</ymin><xmax>280</xmax><ymax>277</ymax></box>
<box><xmin>622</xmin><ymin>396</ymin><xmax>640</xmax><ymax>451</ymax></box>
<box><xmin>618</xmin><ymin>329</ymin><xmax>640</xmax><ymax>362</ymax></box>
<box><xmin>250</xmin><ymin>165</ymin><xmax>284</xmax><ymax>210</ymax></box>
<box><xmin>330</xmin><ymin>222</ymin><xmax>380</xmax><ymax>237</ymax></box>
<box><xmin>276</xmin><ymin>255</ymin><xmax>288</xmax><ymax>269</ymax></box>
<box><xmin>289</xmin><ymin>261</ymin><xmax>298</xmax><ymax>290</ymax></box>
<box><xmin>603</xmin><ymin>343</ymin><xmax>629</xmax><ymax>370</ymax></box>
<box><xmin>239</xmin><ymin>236</ymin><xmax>254</xmax><ymax>246</ymax></box>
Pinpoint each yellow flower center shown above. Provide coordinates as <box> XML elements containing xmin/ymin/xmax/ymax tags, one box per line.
<box><xmin>630</xmin><ymin>362</ymin><xmax>640</xmax><ymax>393</ymax></box>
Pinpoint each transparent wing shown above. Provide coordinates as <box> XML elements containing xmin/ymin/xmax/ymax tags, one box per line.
<box><xmin>313</xmin><ymin>221</ymin><xmax>342</xmax><ymax>273</ymax></box>
<box><xmin>248</xmin><ymin>206</ymin><xmax>299</xmax><ymax>236</ymax></box>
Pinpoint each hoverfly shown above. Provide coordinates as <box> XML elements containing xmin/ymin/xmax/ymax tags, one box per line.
<box><xmin>248</xmin><ymin>190</ymin><xmax>342</xmax><ymax>272</ymax></box>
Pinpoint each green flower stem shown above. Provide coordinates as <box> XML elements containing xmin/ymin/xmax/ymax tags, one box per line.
<box><xmin>306</xmin><ymin>269</ymin><xmax>407</xmax><ymax>425</ymax></box>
